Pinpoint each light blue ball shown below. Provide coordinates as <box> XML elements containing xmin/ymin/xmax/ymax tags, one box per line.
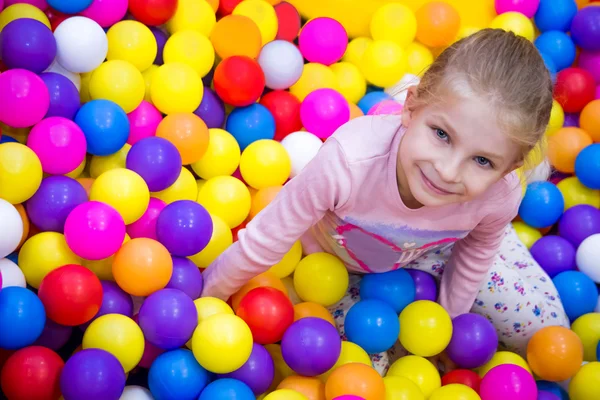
<box><xmin>575</xmin><ymin>144</ymin><xmax>600</xmax><ymax>189</ymax></box>
<box><xmin>357</xmin><ymin>91</ymin><xmax>392</xmax><ymax>114</ymax></box>
<box><xmin>198</xmin><ymin>379</ymin><xmax>255</xmax><ymax>400</ymax></box>
<box><xmin>535</xmin><ymin>31</ymin><xmax>577</xmax><ymax>71</ymax></box>
<box><xmin>0</xmin><ymin>287</ymin><xmax>46</xmax><ymax>350</ymax></box>
<box><xmin>226</xmin><ymin>104</ymin><xmax>275</xmax><ymax>150</ymax></box>
<box><xmin>74</xmin><ymin>99</ymin><xmax>129</xmax><ymax>156</ymax></box>
<box><xmin>518</xmin><ymin>181</ymin><xmax>564</xmax><ymax>228</ymax></box>
<box><xmin>345</xmin><ymin>299</ymin><xmax>400</xmax><ymax>354</ymax></box>
<box><xmin>552</xmin><ymin>271</ymin><xmax>598</xmax><ymax>322</ymax></box>
<box><xmin>149</xmin><ymin>349</ymin><xmax>212</xmax><ymax>400</ymax></box>
<box><xmin>360</xmin><ymin>269</ymin><xmax>415</xmax><ymax>313</ymax></box>
<box><xmin>534</xmin><ymin>0</ymin><xmax>578</xmax><ymax>32</ymax></box>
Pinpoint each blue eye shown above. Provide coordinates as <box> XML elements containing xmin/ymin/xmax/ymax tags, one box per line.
<box><xmin>475</xmin><ymin>156</ymin><xmax>491</xmax><ymax>167</ymax></box>
<box><xmin>435</xmin><ymin>129</ymin><xmax>448</xmax><ymax>140</ymax></box>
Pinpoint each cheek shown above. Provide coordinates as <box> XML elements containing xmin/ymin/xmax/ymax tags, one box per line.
<box><xmin>464</xmin><ymin>170</ymin><xmax>503</xmax><ymax>195</ymax></box>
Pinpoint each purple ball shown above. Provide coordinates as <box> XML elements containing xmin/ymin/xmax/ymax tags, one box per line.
<box><xmin>571</xmin><ymin>6</ymin><xmax>600</xmax><ymax>52</ymax></box>
<box><xmin>1</xmin><ymin>18</ymin><xmax>56</xmax><ymax>73</ymax></box>
<box><xmin>579</xmin><ymin>51</ymin><xmax>600</xmax><ymax>85</ymax></box>
<box><xmin>530</xmin><ymin>235</ymin><xmax>576</xmax><ymax>278</ymax></box>
<box><xmin>446</xmin><ymin>313</ymin><xmax>498</xmax><ymax>369</ymax></box>
<box><xmin>33</xmin><ymin>319</ymin><xmax>72</xmax><ymax>350</ymax></box>
<box><xmin>138</xmin><ymin>288</ymin><xmax>198</xmax><ymax>350</ymax></box>
<box><xmin>538</xmin><ymin>391</ymin><xmax>561</xmax><ymax>400</ymax></box>
<box><xmin>559</xmin><ymin>205</ymin><xmax>600</xmax><ymax>247</ymax></box>
<box><xmin>194</xmin><ymin>87</ymin><xmax>226</xmax><ymax>128</ymax></box>
<box><xmin>25</xmin><ymin>176</ymin><xmax>88</xmax><ymax>232</ymax></box>
<box><xmin>80</xmin><ymin>281</ymin><xmax>133</xmax><ymax>330</ymax></box>
<box><xmin>563</xmin><ymin>112</ymin><xmax>580</xmax><ymax>127</ymax></box>
<box><xmin>281</xmin><ymin>317</ymin><xmax>341</xmax><ymax>377</ymax></box>
<box><xmin>150</xmin><ymin>27</ymin><xmax>168</xmax><ymax>65</ymax></box>
<box><xmin>166</xmin><ymin>256</ymin><xmax>204</xmax><ymax>299</ymax></box>
<box><xmin>40</xmin><ymin>72</ymin><xmax>81</xmax><ymax>120</ymax></box>
<box><xmin>221</xmin><ymin>343</ymin><xmax>275</xmax><ymax>395</ymax></box>
<box><xmin>60</xmin><ymin>349</ymin><xmax>126</xmax><ymax>400</ymax></box>
<box><xmin>126</xmin><ymin>137</ymin><xmax>182</xmax><ymax>192</ymax></box>
<box><xmin>156</xmin><ymin>200</ymin><xmax>213</xmax><ymax>257</ymax></box>
<box><xmin>406</xmin><ymin>269</ymin><xmax>438</xmax><ymax>301</ymax></box>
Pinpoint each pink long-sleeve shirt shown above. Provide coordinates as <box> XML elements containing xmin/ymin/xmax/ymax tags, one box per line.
<box><xmin>202</xmin><ymin>115</ymin><xmax>522</xmax><ymax>317</ymax></box>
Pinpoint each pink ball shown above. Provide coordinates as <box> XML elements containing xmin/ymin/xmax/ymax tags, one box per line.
<box><xmin>5</xmin><ymin>0</ymin><xmax>47</xmax><ymax>9</ymax></box>
<box><xmin>495</xmin><ymin>0</ymin><xmax>540</xmax><ymax>18</ymax></box>
<box><xmin>298</xmin><ymin>17</ymin><xmax>348</xmax><ymax>65</ymax></box>
<box><xmin>0</xmin><ymin>69</ymin><xmax>50</xmax><ymax>128</ymax></box>
<box><xmin>479</xmin><ymin>365</ymin><xmax>537</xmax><ymax>400</ymax></box>
<box><xmin>127</xmin><ymin>100</ymin><xmax>162</xmax><ymax>145</ymax></box>
<box><xmin>80</xmin><ymin>0</ymin><xmax>128</xmax><ymax>28</ymax></box>
<box><xmin>126</xmin><ymin>197</ymin><xmax>166</xmax><ymax>240</ymax></box>
<box><xmin>27</xmin><ymin>117</ymin><xmax>86</xmax><ymax>174</ymax></box>
<box><xmin>333</xmin><ymin>397</ymin><xmax>365</xmax><ymax>400</ymax></box>
<box><xmin>367</xmin><ymin>99</ymin><xmax>403</xmax><ymax>116</ymax></box>
<box><xmin>64</xmin><ymin>201</ymin><xmax>126</xmax><ymax>260</ymax></box>
<box><xmin>300</xmin><ymin>88</ymin><xmax>350</xmax><ymax>139</ymax></box>
<box><xmin>579</xmin><ymin>51</ymin><xmax>600</xmax><ymax>85</ymax></box>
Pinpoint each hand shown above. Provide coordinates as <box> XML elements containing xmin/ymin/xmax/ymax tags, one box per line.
<box><xmin>427</xmin><ymin>351</ymin><xmax>457</xmax><ymax>375</ymax></box>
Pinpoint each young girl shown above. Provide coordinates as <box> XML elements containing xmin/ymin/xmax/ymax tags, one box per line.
<box><xmin>202</xmin><ymin>29</ymin><xmax>569</xmax><ymax>373</ymax></box>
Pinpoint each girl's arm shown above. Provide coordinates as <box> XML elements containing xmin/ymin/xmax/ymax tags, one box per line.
<box><xmin>202</xmin><ymin>138</ymin><xmax>353</xmax><ymax>300</ymax></box>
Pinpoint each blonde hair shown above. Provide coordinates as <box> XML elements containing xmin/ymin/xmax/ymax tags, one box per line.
<box><xmin>405</xmin><ymin>29</ymin><xmax>554</xmax><ymax>168</ymax></box>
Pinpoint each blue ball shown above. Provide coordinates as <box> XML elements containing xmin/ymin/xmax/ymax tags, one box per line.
<box><xmin>344</xmin><ymin>299</ymin><xmax>400</xmax><ymax>354</ymax></box>
<box><xmin>225</xmin><ymin>104</ymin><xmax>275</xmax><ymax>150</ymax></box>
<box><xmin>536</xmin><ymin>381</ymin><xmax>569</xmax><ymax>400</ymax></box>
<box><xmin>198</xmin><ymin>379</ymin><xmax>255</xmax><ymax>400</ymax></box>
<box><xmin>552</xmin><ymin>271</ymin><xmax>598</xmax><ymax>321</ymax></box>
<box><xmin>534</xmin><ymin>0</ymin><xmax>578</xmax><ymax>32</ymax></box>
<box><xmin>74</xmin><ymin>99</ymin><xmax>130</xmax><ymax>156</ymax></box>
<box><xmin>149</xmin><ymin>349</ymin><xmax>212</xmax><ymax>400</ymax></box>
<box><xmin>47</xmin><ymin>0</ymin><xmax>93</xmax><ymax>14</ymax></box>
<box><xmin>360</xmin><ymin>269</ymin><xmax>415</xmax><ymax>313</ymax></box>
<box><xmin>535</xmin><ymin>31</ymin><xmax>577</xmax><ymax>71</ymax></box>
<box><xmin>518</xmin><ymin>181</ymin><xmax>564</xmax><ymax>228</ymax></box>
<box><xmin>357</xmin><ymin>91</ymin><xmax>392</xmax><ymax>114</ymax></box>
<box><xmin>575</xmin><ymin>144</ymin><xmax>600</xmax><ymax>189</ymax></box>
<box><xmin>0</xmin><ymin>135</ymin><xmax>17</xmax><ymax>144</ymax></box>
<box><xmin>539</xmin><ymin>52</ymin><xmax>557</xmax><ymax>82</ymax></box>
<box><xmin>0</xmin><ymin>287</ymin><xmax>46</xmax><ymax>350</ymax></box>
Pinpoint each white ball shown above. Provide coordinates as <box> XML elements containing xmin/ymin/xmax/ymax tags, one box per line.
<box><xmin>576</xmin><ymin>234</ymin><xmax>600</xmax><ymax>283</ymax></box>
<box><xmin>281</xmin><ymin>131</ymin><xmax>323</xmax><ymax>178</ymax></box>
<box><xmin>0</xmin><ymin>199</ymin><xmax>23</xmax><ymax>259</ymax></box>
<box><xmin>0</xmin><ymin>258</ymin><xmax>26</xmax><ymax>288</ymax></box>
<box><xmin>258</xmin><ymin>40</ymin><xmax>304</xmax><ymax>90</ymax></box>
<box><xmin>54</xmin><ymin>16</ymin><xmax>108</xmax><ymax>73</ymax></box>
<box><xmin>44</xmin><ymin>59</ymin><xmax>82</xmax><ymax>91</ymax></box>
<box><xmin>120</xmin><ymin>385</ymin><xmax>154</xmax><ymax>400</ymax></box>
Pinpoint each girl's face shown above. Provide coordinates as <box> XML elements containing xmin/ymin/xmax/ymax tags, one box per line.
<box><xmin>397</xmin><ymin>90</ymin><xmax>522</xmax><ymax>209</ymax></box>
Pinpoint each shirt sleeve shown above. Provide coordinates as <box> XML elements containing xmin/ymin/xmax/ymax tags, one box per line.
<box><xmin>438</xmin><ymin>182</ymin><xmax>522</xmax><ymax>318</ymax></box>
<box><xmin>201</xmin><ymin>138</ymin><xmax>353</xmax><ymax>300</ymax></box>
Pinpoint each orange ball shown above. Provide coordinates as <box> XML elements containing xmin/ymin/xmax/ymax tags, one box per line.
<box><xmin>156</xmin><ymin>113</ymin><xmax>209</xmax><ymax>165</ymax></box>
<box><xmin>230</xmin><ymin>271</ymin><xmax>288</xmax><ymax>311</ymax></box>
<box><xmin>325</xmin><ymin>363</ymin><xmax>385</xmax><ymax>400</ymax></box>
<box><xmin>76</xmin><ymin>178</ymin><xmax>94</xmax><ymax>197</ymax></box>
<box><xmin>349</xmin><ymin>102</ymin><xmax>364</xmax><ymax>120</ymax></box>
<box><xmin>210</xmin><ymin>15</ymin><xmax>263</xmax><ymax>59</ymax></box>
<box><xmin>112</xmin><ymin>238</ymin><xmax>173</xmax><ymax>296</ymax></box>
<box><xmin>293</xmin><ymin>302</ymin><xmax>336</xmax><ymax>326</ymax></box>
<box><xmin>278</xmin><ymin>376</ymin><xmax>326</xmax><ymax>400</ymax></box>
<box><xmin>548</xmin><ymin>127</ymin><xmax>593</xmax><ymax>173</ymax></box>
<box><xmin>415</xmin><ymin>2</ymin><xmax>461</xmax><ymax>48</ymax></box>
<box><xmin>14</xmin><ymin>204</ymin><xmax>29</xmax><ymax>249</ymax></box>
<box><xmin>250</xmin><ymin>185</ymin><xmax>282</xmax><ymax>219</ymax></box>
<box><xmin>580</xmin><ymin>99</ymin><xmax>600</xmax><ymax>142</ymax></box>
<box><xmin>526</xmin><ymin>326</ymin><xmax>584</xmax><ymax>382</ymax></box>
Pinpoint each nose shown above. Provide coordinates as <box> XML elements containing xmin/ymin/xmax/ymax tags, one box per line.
<box><xmin>435</xmin><ymin>156</ymin><xmax>461</xmax><ymax>184</ymax></box>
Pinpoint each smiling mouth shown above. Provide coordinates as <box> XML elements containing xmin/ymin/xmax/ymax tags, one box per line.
<box><xmin>419</xmin><ymin>169</ymin><xmax>455</xmax><ymax>196</ymax></box>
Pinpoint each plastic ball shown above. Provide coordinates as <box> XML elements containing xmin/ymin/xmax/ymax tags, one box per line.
<box><xmin>512</xmin><ymin>221</ymin><xmax>542</xmax><ymax>249</ymax></box>
<box><xmin>128</xmin><ymin>0</ymin><xmax>177</xmax><ymax>26</ymax></box>
<box><xmin>166</xmin><ymin>0</ymin><xmax>215</xmax><ymax>35</ymax></box>
<box><xmin>89</xmin><ymin>60</ymin><xmax>145</xmax><ymax>114</ymax></box>
<box><xmin>577</xmin><ymin>234</ymin><xmax>600</xmax><ymax>283</ymax></box>
<box><xmin>0</xmin><ymin>258</ymin><xmax>26</xmax><ymax>288</ymax></box>
<box><xmin>546</xmin><ymin>100</ymin><xmax>565</xmax><ymax>136</ymax></box>
<box><xmin>530</xmin><ymin>235</ymin><xmax>576</xmax><ymax>278</ymax></box>
<box><xmin>406</xmin><ymin>269</ymin><xmax>438</xmax><ymax>302</ymax></box>
<box><xmin>518</xmin><ymin>181</ymin><xmax>564</xmax><ymax>228</ymax></box>
<box><xmin>489</xmin><ymin>11</ymin><xmax>535</xmax><ymax>41</ymax></box>
<box><xmin>399</xmin><ymin>300</ymin><xmax>453</xmax><ymax>357</ymax></box>
<box><xmin>214</xmin><ymin>56</ymin><xmax>265</xmax><ymax>107</ymax></box>
<box><xmin>0</xmin><ymin>69</ymin><xmax>49</xmax><ymax>128</ymax></box>
<box><xmin>106</xmin><ymin>21</ymin><xmax>157</xmax><ymax>72</ymax></box>
<box><xmin>78</xmin><ymin>0</ymin><xmax>127</xmax><ymax>28</ymax></box>
<box><xmin>360</xmin><ymin>40</ymin><xmax>407</xmax><ymax>88</ymax></box>
<box><xmin>572</xmin><ymin>313</ymin><xmax>600</xmax><ymax>361</ymax></box>
<box><xmin>277</xmin><ymin>376</ymin><xmax>326</xmax><ymax>399</ymax></box>
<box><xmin>447</xmin><ymin>313</ymin><xmax>498</xmax><ymax>369</ymax></box>
<box><xmin>568</xmin><ymin>362</ymin><xmax>600</xmax><ymax>400</ymax></box>
<box><xmin>150</xmin><ymin>62</ymin><xmax>203</xmax><ymax>114</ymax></box>
<box><xmin>290</xmin><ymin>62</ymin><xmax>338</xmax><ymax>101</ymax></box>
<box><xmin>90</xmin><ymin>168</ymin><xmax>149</xmax><ymax>224</ymax></box>
<box><xmin>383</xmin><ymin>376</ymin><xmax>424</xmax><ymax>400</ymax></box>
<box><xmin>1</xmin><ymin>18</ymin><xmax>55</xmax><ymax>73</ymax></box>
<box><xmin>553</xmin><ymin>271</ymin><xmax>598</xmax><ymax>321</ymax></box>
<box><xmin>370</xmin><ymin>3</ymin><xmax>417</xmax><ymax>48</ymax></box>
<box><xmin>166</xmin><ymin>256</ymin><xmax>204</xmax><ymax>299</ymax></box>
<box><xmin>0</xmin><ymin>3</ymin><xmax>51</xmax><ymax>31</ymax></box>
<box><xmin>534</xmin><ymin>31</ymin><xmax>576</xmax><ymax>71</ymax></box>
<box><xmin>0</xmin><ymin>202</ymin><xmax>21</xmax><ymax>260</ymax></box>
<box><xmin>319</xmin><ymin>341</ymin><xmax>371</xmax><ymax>383</ymax></box>
<box><xmin>239</xmin><ymin>139</ymin><xmax>291</xmax><ymax>189</ymax></box>
<box><xmin>330</xmin><ymin>62</ymin><xmax>366</xmax><ymax>105</ymax></box>
<box><xmin>280</xmin><ymin>131</ymin><xmax>323</xmax><ymax>179</ymax></box>
<box><xmin>197</xmin><ymin>176</ymin><xmax>251</xmax><ymax>228</ymax></box>
<box><xmin>571</xmin><ymin>6</ymin><xmax>600</xmax><ymax>52</ymax></box>
<box><xmin>199</xmin><ymin>379</ymin><xmax>255</xmax><ymax>400</ymax></box>
<box><xmin>580</xmin><ymin>101</ymin><xmax>600</xmax><ymax>142</ymax></box>
<box><xmin>188</xmin><ymin>215</ymin><xmax>231</xmax><ymax>269</ymax></box>
<box><xmin>226</xmin><ymin>104</ymin><xmax>276</xmax><ymax>150</ymax></box>
<box><xmin>534</xmin><ymin>0</ymin><xmax>578</xmax><ymax>32</ymax></box>
<box><xmin>82</xmin><ymin>280</ymin><xmax>133</xmax><ymax>330</ymax></box>
<box><xmin>53</xmin><ymin>16</ymin><xmax>108</xmax><ymax>73</ymax></box>
<box><xmin>294</xmin><ymin>253</ymin><xmax>349</xmax><ymax>307</ymax></box>
<box><xmin>578</xmin><ymin>51</ymin><xmax>600</xmax><ymax>87</ymax></box>
<box><xmin>258</xmin><ymin>40</ymin><xmax>304</xmax><ymax>90</ymax></box>
<box><xmin>554</xmin><ymin>68</ymin><xmax>596</xmax><ymax>113</ymax></box>
<box><xmin>527</xmin><ymin>326</ymin><xmax>583</xmax><ymax>382</ymax></box>
<box><xmin>164</xmin><ymin>30</ymin><xmax>214</xmax><ymax>78</ymax></box>
<box><xmin>89</xmin><ymin>144</ymin><xmax>130</xmax><ymax>178</ymax></box>
<box><xmin>0</xmin><ymin>287</ymin><xmax>46</xmax><ymax>350</ymax></box>
<box><xmin>126</xmin><ymin>137</ymin><xmax>181</xmax><ymax>192</ymax></box>
<box><xmin>405</xmin><ymin>42</ymin><xmax>434</xmax><ymax>75</ymax></box>
<box><xmin>415</xmin><ymin>2</ymin><xmax>461</xmax><ymax>48</ymax></box>
<box><xmin>357</xmin><ymin>91</ymin><xmax>392</xmax><ymax>114</ymax></box>
<box><xmin>220</xmin><ymin>343</ymin><xmax>275</xmax><ymax>395</ymax></box>
<box><xmin>557</xmin><ymin>176</ymin><xmax>600</xmax><ymax>209</ymax></box>
<box><xmin>293</xmin><ymin>302</ymin><xmax>335</xmax><ymax>327</ymax></box>
<box><xmin>299</xmin><ymin>17</ymin><xmax>347</xmax><ymax>66</ymax></box>
<box><xmin>125</xmin><ymin>198</ymin><xmax>164</xmax><ymax>241</ymax></box>
<box><xmin>559</xmin><ymin>204</ymin><xmax>600</xmax><ymax>247</ymax></box>
<box><xmin>258</xmin><ymin>92</ymin><xmax>301</xmax><ymax>141</ymax></box>
<box><xmin>48</xmin><ymin>0</ymin><xmax>92</xmax><ymax>13</ymax></box>
<box><xmin>0</xmin><ymin>143</ymin><xmax>43</xmax><ymax>204</ymax></box>
<box><xmin>211</xmin><ymin>15</ymin><xmax>262</xmax><ymax>59</ymax></box>
<box><xmin>479</xmin><ymin>352</ymin><xmax>533</xmax><ymax>378</ymax></box>
<box><xmin>265</xmin><ymin>240</ymin><xmax>301</xmax><ymax>278</ymax></box>
<box><xmin>156</xmin><ymin>200</ymin><xmax>213</xmax><ymax>257</ymax></box>
<box><xmin>39</xmin><ymin>72</ymin><xmax>80</xmax><ymax>120</ymax></box>
<box><xmin>324</xmin><ymin>363</ymin><xmax>385</xmax><ymax>400</ymax></box>
<box><xmin>75</xmin><ymin>99</ymin><xmax>129</xmax><ymax>156</ymax></box>
<box><xmin>232</xmin><ymin>0</ymin><xmax>277</xmax><ymax>44</ymax></box>
<box><xmin>359</xmin><ymin>269</ymin><xmax>415</xmax><ymax>313</ymax></box>
<box><xmin>142</xmin><ymin>64</ymin><xmax>159</xmax><ymax>102</ymax></box>
<box><xmin>387</xmin><ymin>356</ymin><xmax>441</xmax><ymax>398</ymax></box>
<box><xmin>442</xmin><ymin>370</ymin><xmax>481</xmax><ymax>393</ymax></box>
<box><xmin>495</xmin><ymin>0</ymin><xmax>540</xmax><ymax>18</ymax></box>
<box><xmin>152</xmin><ymin>166</ymin><xmax>198</xmax><ymax>204</ymax></box>
<box><xmin>300</xmin><ymin>88</ymin><xmax>350</xmax><ymax>140</ymax></box>
<box><xmin>148</xmin><ymin>349</ymin><xmax>210</xmax><ymax>399</ymax></box>
<box><xmin>120</xmin><ymin>386</ymin><xmax>154</xmax><ymax>400</ymax></box>
<box><xmin>156</xmin><ymin>113</ymin><xmax>209</xmax><ymax>166</ymax></box>
<box><xmin>265</xmin><ymin>390</ymin><xmax>309</xmax><ymax>400</ymax></box>
<box><xmin>480</xmin><ymin>364</ymin><xmax>537</xmax><ymax>400</ymax></box>
<box><xmin>344</xmin><ymin>299</ymin><xmax>400</xmax><ymax>354</ymax></box>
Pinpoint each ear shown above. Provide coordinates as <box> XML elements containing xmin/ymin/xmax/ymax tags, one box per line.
<box><xmin>401</xmin><ymin>86</ymin><xmax>418</xmax><ymax>126</ymax></box>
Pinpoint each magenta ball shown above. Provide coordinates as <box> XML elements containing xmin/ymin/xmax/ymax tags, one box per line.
<box><xmin>5</xmin><ymin>0</ymin><xmax>47</xmax><ymax>8</ymax></box>
<box><xmin>80</xmin><ymin>0</ymin><xmax>128</xmax><ymax>27</ymax></box>
<box><xmin>0</xmin><ymin>69</ymin><xmax>50</xmax><ymax>128</ymax></box>
<box><xmin>578</xmin><ymin>51</ymin><xmax>600</xmax><ymax>84</ymax></box>
<box><xmin>495</xmin><ymin>0</ymin><xmax>540</xmax><ymax>18</ymax></box>
<box><xmin>127</xmin><ymin>100</ymin><xmax>162</xmax><ymax>145</ymax></box>
<box><xmin>300</xmin><ymin>88</ymin><xmax>350</xmax><ymax>139</ymax></box>
<box><xmin>126</xmin><ymin>197</ymin><xmax>166</xmax><ymax>240</ymax></box>
<box><xmin>333</xmin><ymin>397</ymin><xmax>365</xmax><ymax>400</ymax></box>
<box><xmin>479</xmin><ymin>364</ymin><xmax>538</xmax><ymax>400</ymax></box>
<box><xmin>298</xmin><ymin>17</ymin><xmax>348</xmax><ymax>65</ymax></box>
<box><xmin>64</xmin><ymin>201</ymin><xmax>126</xmax><ymax>260</ymax></box>
<box><xmin>27</xmin><ymin>117</ymin><xmax>87</xmax><ymax>174</ymax></box>
<box><xmin>367</xmin><ymin>100</ymin><xmax>403</xmax><ymax>116</ymax></box>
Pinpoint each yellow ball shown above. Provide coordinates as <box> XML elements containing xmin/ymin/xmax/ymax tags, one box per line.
<box><xmin>150</xmin><ymin>62</ymin><xmax>204</xmax><ymax>114</ymax></box>
<box><xmin>164</xmin><ymin>30</ymin><xmax>215</xmax><ymax>78</ymax></box>
<box><xmin>489</xmin><ymin>11</ymin><xmax>534</xmax><ymax>41</ymax></box>
<box><xmin>387</xmin><ymin>355</ymin><xmax>441</xmax><ymax>399</ymax></box>
<box><xmin>406</xmin><ymin>42</ymin><xmax>434</xmax><ymax>76</ymax></box>
<box><xmin>361</xmin><ymin>40</ymin><xmax>408</xmax><ymax>88</ymax></box>
<box><xmin>197</xmin><ymin>176</ymin><xmax>251</xmax><ymax>228</ymax></box>
<box><xmin>142</xmin><ymin>65</ymin><xmax>159</xmax><ymax>103</ymax></box>
<box><xmin>197</xmin><ymin>178</ymin><xmax>207</xmax><ymax>193</ymax></box>
<box><xmin>90</xmin><ymin>168</ymin><xmax>150</xmax><ymax>224</ymax></box>
<box><xmin>82</xmin><ymin>234</ymin><xmax>130</xmax><ymax>281</ymax></box>
<box><xmin>189</xmin><ymin>214</ymin><xmax>233</xmax><ymax>268</ymax></box>
<box><xmin>240</xmin><ymin>140</ymin><xmax>291</xmax><ymax>190</ymax></box>
<box><xmin>266</xmin><ymin>344</ymin><xmax>295</xmax><ymax>388</ymax></box>
<box><xmin>398</xmin><ymin>300</ymin><xmax>453</xmax><ymax>357</ymax></box>
<box><xmin>167</xmin><ymin>0</ymin><xmax>216</xmax><ymax>36</ymax></box>
<box><xmin>90</xmin><ymin>144</ymin><xmax>131</xmax><ymax>178</ymax></box>
<box><xmin>269</xmin><ymin>241</ymin><xmax>302</xmax><ymax>278</ymax></box>
<box><xmin>290</xmin><ymin>63</ymin><xmax>337</xmax><ymax>101</ymax></box>
<box><xmin>558</xmin><ymin>176</ymin><xmax>600</xmax><ymax>210</ymax></box>
<box><xmin>330</xmin><ymin>62</ymin><xmax>367</xmax><ymax>104</ymax></box>
<box><xmin>546</xmin><ymin>100</ymin><xmax>565</xmax><ymax>137</ymax></box>
<box><xmin>80</xmin><ymin>71</ymin><xmax>93</xmax><ymax>104</ymax></box>
<box><xmin>0</xmin><ymin>3</ymin><xmax>50</xmax><ymax>31</ymax></box>
<box><xmin>106</xmin><ymin>21</ymin><xmax>157</xmax><ymax>71</ymax></box>
<box><xmin>89</xmin><ymin>60</ymin><xmax>145</xmax><ymax>114</ymax></box>
<box><xmin>190</xmin><ymin>129</ymin><xmax>241</xmax><ymax>180</ymax></box>
<box><xmin>457</xmin><ymin>26</ymin><xmax>481</xmax><ymax>41</ymax></box>
<box><xmin>82</xmin><ymin>314</ymin><xmax>144</xmax><ymax>373</ymax></box>
<box><xmin>512</xmin><ymin>221</ymin><xmax>542</xmax><ymax>249</ymax></box>
<box><xmin>0</xmin><ymin>143</ymin><xmax>43</xmax><ymax>204</ymax></box>
<box><xmin>320</xmin><ymin>341</ymin><xmax>372</xmax><ymax>381</ymax></box>
<box><xmin>151</xmin><ymin>167</ymin><xmax>198</xmax><ymax>204</ymax></box>
<box><xmin>191</xmin><ymin>313</ymin><xmax>253</xmax><ymax>373</ymax></box>
<box><xmin>186</xmin><ymin>296</ymin><xmax>234</xmax><ymax>349</ymax></box>
<box><xmin>383</xmin><ymin>376</ymin><xmax>425</xmax><ymax>400</ymax></box>
<box><xmin>343</xmin><ymin>37</ymin><xmax>373</xmax><ymax>66</ymax></box>
<box><xmin>572</xmin><ymin>313</ymin><xmax>600</xmax><ymax>361</ymax></box>
<box><xmin>370</xmin><ymin>3</ymin><xmax>417</xmax><ymax>48</ymax></box>
<box><xmin>65</xmin><ymin>157</ymin><xmax>87</xmax><ymax>179</ymax></box>
<box><xmin>293</xmin><ymin>252</ymin><xmax>349</xmax><ymax>306</ymax></box>
<box><xmin>478</xmin><ymin>351</ymin><xmax>532</xmax><ymax>377</ymax></box>
<box><xmin>569</xmin><ymin>362</ymin><xmax>600</xmax><ymax>400</ymax></box>
<box><xmin>264</xmin><ymin>390</ymin><xmax>308</xmax><ymax>400</ymax></box>
<box><xmin>19</xmin><ymin>232</ymin><xmax>82</xmax><ymax>289</ymax></box>
<box><xmin>233</xmin><ymin>0</ymin><xmax>278</xmax><ymax>44</ymax></box>
<box><xmin>430</xmin><ymin>384</ymin><xmax>480</xmax><ymax>400</ymax></box>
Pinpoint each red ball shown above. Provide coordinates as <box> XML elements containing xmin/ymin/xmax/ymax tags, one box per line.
<box><xmin>45</xmin><ymin>8</ymin><xmax>68</xmax><ymax>32</ymax></box>
<box><xmin>236</xmin><ymin>286</ymin><xmax>294</xmax><ymax>344</ymax></box>
<box><xmin>128</xmin><ymin>0</ymin><xmax>178</xmax><ymax>26</ymax></box>
<box><xmin>441</xmin><ymin>369</ymin><xmax>481</xmax><ymax>393</ymax></box>
<box><xmin>554</xmin><ymin>67</ymin><xmax>596</xmax><ymax>113</ymax></box>
<box><xmin>275</xmin><ymin>2</ymin><xmax>301</xmax><ymax>42</ymax></box>
<box><xmin>1</xmin><ymin>346</ymin><xmax>64</xmax><ymax>400</ymax></box>
<box><xmin>218</xmin><ymin>0</ymin><xmax>243</xmax><ymax>17</ymax></box>
<box><xmin>38</xmin><ymin>264</ymin><xmax>103</xmax><ymax>327</ymax></box>
<box><xmin>214</xmin><ymin>56</ymin><xmax>266</xmax><ymax>106</ymax></box>
<box><xmin>260</xmin><ymin>90</ymin><xmax>302</xmax><ymax>141</ymax></box>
